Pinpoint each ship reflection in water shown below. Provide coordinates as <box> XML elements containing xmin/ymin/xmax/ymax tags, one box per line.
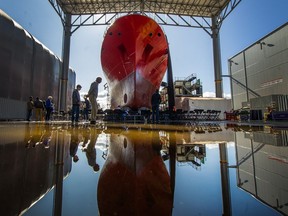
<box><xmin>97</xmin><ymin>128</ymin><xmax>173</xmax><ymax>215</ymax></box>
<box><xmin>0</xmin><ymin>123</ymin><xmax>287</xmax><ymax>216</ymax></box>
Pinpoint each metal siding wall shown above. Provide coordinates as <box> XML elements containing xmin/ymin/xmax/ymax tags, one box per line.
<box><xmin>230</xmin><ymin>23</ymin><xmax>288</xmax><ymax>110</ymax></box>
<box><xmin>284</xmin><ymin>96</ymin><xmax>288</xmax><ymax>110</ymax></box>
<box><xmin>0</xmin><ymin>97</ymin><xmax>26</xmax><ymax>119</ymax></box>
<box><xmin>281</xmin><ymin>131</ymin><xmax>288</xmax><ymax>146</ymax></box>
<box><xmin>22</xmin><ymin>33</ymin><xmax>33</xmax><ymax>100</ymax></box>
<box><xmin>10</xmin><ymin>25</ymin><xmax>25</xmax><ymax>100</ymax></box>
<box><xmin>42</xmin><ymin>49</ymin><xmax>51</xmax><ymax>98</ymax></box>
<box><xmin>0</xmin><ymin>13</ymin><xmax>13</xmax><ymax>98</ymax></box>
<box><xmin>253</xmin><ymin>132</ymin><xmax>279</xmax><ymax>146</ymax></box>
<box><xmin>278</xmin><ymin>95</ymin><xmax>288</xmax><ymax>111</ymax></box>
<box><xmin>230</xmin><ymin>53</ymin><xmax>246</xmax><ymax>109</ymax></box>
<box><xmin>0</xmin><ymin>10</ymin><xmax>76</xmax><ymax>119</ymax></box>
<box><xmin>33</xmin><ymin>43</ymin><xmax>45</xmax><ymax>99</ymax></box>
<box><xmin>0</xmin><ymin>48</ymin><xmax>11</xmax><ymax>98</ymax></box>
<box><xmin>277</xmin><ymin>96</ymin><xmax>282</xmax><ymax>111</ymax></box>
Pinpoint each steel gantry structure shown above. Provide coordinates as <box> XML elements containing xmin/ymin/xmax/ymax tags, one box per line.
<box><xmin>48</xmin><ymin>0</ymin><xmax>242</xmax><ymax>111</ymax></box>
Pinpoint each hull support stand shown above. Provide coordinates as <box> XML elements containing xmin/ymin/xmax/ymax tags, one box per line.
<box><xmin>167</xmin><ymin>42</ymin><xmax>175</xmax><ymax>114</ymax></box>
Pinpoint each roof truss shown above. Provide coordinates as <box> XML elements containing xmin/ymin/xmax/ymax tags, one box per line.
<box><xmin>48</xmin><ymin>0</ymin><xmax>241</xmax><ymax>35</ymax></box>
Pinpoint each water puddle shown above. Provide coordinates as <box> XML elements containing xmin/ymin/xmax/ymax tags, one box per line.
<box><xmin>0</xmin><ymin>122</ymin><xmax>287</xmax><ymax>215</ymax></box>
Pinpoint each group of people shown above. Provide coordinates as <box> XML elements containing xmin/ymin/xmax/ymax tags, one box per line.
<box><xmin>26</xmin><ymin>76</ymin><xmax>103</xmax><ymax>124</ymax></box>
<box><xmin>26</xmin><ymin>95</ymin><xmax>54</xmax><ymax>122</ymax></box>
<box><xmin>27</xmin><ymin>76</ymin><xmax>162</xmax><ymax>124</ymax></box>
<box><xmin>71</xmin><ymin>77</ymin><xmax>102</xmax><ymax>125</ymax></box>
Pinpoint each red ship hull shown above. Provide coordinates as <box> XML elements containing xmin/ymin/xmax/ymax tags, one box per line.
<box><xmin>101</xmin><ymin>14</ymin><xmax>168</xmax><ymax>109</ymax></box>
<box><xmin>97</xmin><ymin>129</ymin><xmax>173</xmax><ymax>215</ymax></box>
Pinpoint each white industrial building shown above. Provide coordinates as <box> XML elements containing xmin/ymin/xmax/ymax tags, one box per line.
<box><xmin>175</xmin><ymin>97</ymin><xmax>232</xmax><ymax>120</ymax></box>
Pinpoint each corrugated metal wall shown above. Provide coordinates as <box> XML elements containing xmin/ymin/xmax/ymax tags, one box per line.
<box><xmin>0</xmin><ymin>10</ymin><xmax>76</xmax><ymax>120</ymax></box>
<box><xmin>250</xmin><ymin>95</ymin><xmax>288</xmax><ymax>112</ymax></box>
<box><xmin>229</xmin><ymin>23</ymin><xmax>288</xmax><ymax>110</ymax></box>
<box><xmin>0</xmin><ymin>97</ymin><xmax>26</xmax><ymax>120</ymax></box>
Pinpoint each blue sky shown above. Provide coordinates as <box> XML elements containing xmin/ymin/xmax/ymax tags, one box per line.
<box><xmin>1</xmin><ymin>0</ymin><xmax>288</xmax><ymax>103</ymax></box>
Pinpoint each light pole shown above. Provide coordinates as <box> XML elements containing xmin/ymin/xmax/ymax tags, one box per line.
<box><xmin>259</xmin><ymin>41</ymin><xmax>275</xmax><ymax>50</ymax></box>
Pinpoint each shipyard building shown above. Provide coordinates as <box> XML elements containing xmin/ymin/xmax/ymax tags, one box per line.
<box><xmin>161</xmin><ymin>74</ymin><xmax>232</xmax><ymax>120</ymax></box>
<box><xmin>229</xmin><ymin>22</ymin><xmax>288</xmax><ymax>119</ymax></box>
<box><xmin>160</xmin><ymin>22</ymin><xmax>288</xmax><ymax>120</ymax></box>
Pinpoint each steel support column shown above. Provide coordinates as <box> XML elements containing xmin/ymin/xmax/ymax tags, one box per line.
<box><xmin>219</xmin><ymin>143</ymin><xmax>232</xmax><ymax>216</ymax></box>
<box><xmin>168</xmin><ymin>132</ymin><xmax>176</xmax><ymax>209</ymax></box>
<box><xmin>212</xmin><ymin>16</ymin><xmax>223</xmax><ymax>98</ymax></box>
<box><xmin>59</xmin><ymin>14</ymin><xmax>72</xmax><ymax>112</ymax></box>
<box><xmin>228</xmin><ymin>61</ymin><xmax>234</xmax><ymax>109</ymax></box>
<box><xmin>53</xmin><ymin>131</ymin><xmax>64</xmax><ymax>215</ymax></box>
<box><xmin>167</xmin><ymin>44</ymin><xmax>175</xmax><ymax>112</ymax></box>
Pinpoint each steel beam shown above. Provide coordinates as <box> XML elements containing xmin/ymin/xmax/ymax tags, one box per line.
<box><xmin>59</xmin><ymin>14</ymin><xmax>72</xmax><ymax>112</ymax></box>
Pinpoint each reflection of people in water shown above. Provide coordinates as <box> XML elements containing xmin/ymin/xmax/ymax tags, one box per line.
<box><xmin>70</xmin><ymin>129</ymin><xmax>80</xmax><ymax>163</ymax></box>
<box><xmin>82</xmin><ymin>127</ymin><xmax>91</xmax><ymax>148</ymax></box>
<box><xmin>152</xmin><ymin>130</ymin><xmax>162</xmax><ymax>155</ymax></box>
<box><xmin>24</xmin><ymin>125</ymin><xmax>32</xmax><ymax>148</ymax></box>
<box><xmin>83</xmin><ymin>129</ymin><xmax>100</xmax><ymax>172</ymax></box>
<box><xmin>41</xmin><ymin>125</ymin><xmax>52</xmax><ymax>148</ymax></box>
<box><xmin>25</xmin><ymin>125</ymin><xmax>43</xmax><ymax>148</ymax></box>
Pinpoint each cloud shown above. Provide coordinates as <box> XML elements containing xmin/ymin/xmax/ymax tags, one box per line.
<box><xmin>224</xmin><ymin>93</ymin><xmax>231</xmax><ymax>99</ymax></box>
<box><xmin>203</xmin><ymin>92</ymin><xmax>215</xmax><ymax>97</ymax></box>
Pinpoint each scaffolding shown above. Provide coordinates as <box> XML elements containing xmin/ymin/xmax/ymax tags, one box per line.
<box><xmin>160</xmin><ymin>73</ymin><xmax>203</xmax><ymax>110</ymax></box>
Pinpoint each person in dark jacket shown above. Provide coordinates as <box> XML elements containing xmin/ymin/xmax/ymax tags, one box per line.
<box><xmin>34</xmin><ymin>97</ymin><xmax>45</xmax><ymax>121</ymax></box>
<box><xmin>151</xmin><ymin>89</ymin><xmax>161</xmax><ymax>123</ymax></box>
<box><xmin>83</xmin><ymin>95</ymin><xmax>91</xmax><ymax>121</ymax></box>
<box><xmin>70</xmin><ymin>128</ymin><xmax>80</xmax><ymax>163</ymax></box>
<box><xmin>45</xmin><ymin>96</ymin><xmax>53</xmax><ymax>121</ymax></box>
<box><xmin>71</xmin><ymin>84</ymin><xmax>82</xmax><ymax>124</ymax></box>
<box><xmin>26</xmin><ymin>96</ymin><xmax>34</xmax><ymax>121</ymax></box>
